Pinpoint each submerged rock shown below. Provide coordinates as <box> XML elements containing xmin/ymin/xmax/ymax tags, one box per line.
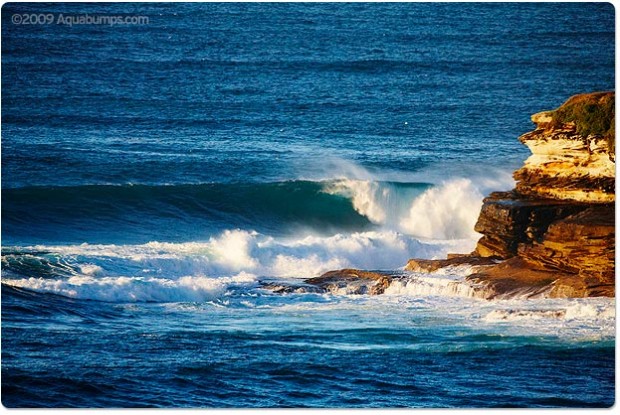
<box><xmin>260</xmin><ymin>269</ymin><xmax>394</xmax><ymax>295</ymax></box>
<box><xmin>260</xmin><ymin>281</ymin><xmax>324</xmax><ymax>294</ymax></box>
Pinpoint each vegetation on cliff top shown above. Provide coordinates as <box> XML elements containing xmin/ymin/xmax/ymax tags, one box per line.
<box><xmin>549</xmin><ymin>91</ymin><xmax>615</xmax><ymax>152</ymax></box>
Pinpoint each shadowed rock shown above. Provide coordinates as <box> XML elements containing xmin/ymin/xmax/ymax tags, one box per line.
<box><xmin>473</xmin><ymin>191</ymin><xmax>591</xmax><ymax>258</ymax></box>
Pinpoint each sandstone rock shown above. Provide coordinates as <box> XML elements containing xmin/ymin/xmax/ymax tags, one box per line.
<box><xmin>518</xmin><ymin>205</ymin><xmax>615</xmax><ymax>280</ymax></box>
<box><xmin>514</xmin><ymin>128</ymin><xmax>615</xmax><ymax>203</ymax></box>
<box><xmin>466</xmin><ymin>257</ymin><xmax>614</xmax><ymax>299</ymax></box>
<box><xmin>466</xmin><ymin>257</ymin><xmax>562</xmax><ymax>299</ymax></box>
<box><xmin>405</xmin><ymin>255</ymin><xmax>497</xmax><ymax>273</ymax></box>
<box><xmin>514</xmin><ymin>92</ymin><xmax>615</xmax><ymax>203</ymax></box>
<box><xmin>473</xmin><ymin>191</ymin><xmax>589</xmax><ymax>258</ymax></box>
<box><xmin>531</xmin><ymin>111</ymin><xmax>554</xmax><ymax>125</ymax></box>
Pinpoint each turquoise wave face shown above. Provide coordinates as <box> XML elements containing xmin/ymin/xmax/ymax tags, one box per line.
<box><xmin>2</xmin><ymin>180</ymin><xmax>432</xmax><ymax>244</ymax></box>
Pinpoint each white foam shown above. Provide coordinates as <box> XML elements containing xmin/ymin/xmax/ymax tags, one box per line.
<box><xmin>564</xmin><ymin>301</ymin><xmax>616</xmax><ymax>320</ymax></box>
<box><xmin>384</xmin><ymin>272</ymin><xmax>486</xmax><ymax>298</ymax></box>
<box><xmin>16</xmin><ymin>229</ymin><xmax>468</xmax><ymax>281</ymax></box>
<box><xmin>483</xmin><ymin>309</ymin><xmax>567</xmax><ymax>322</ymax></box>
<box><xmin>4</xmin><ymin>272</ymin><xmax>257</xmax><ymax>303</ymax></box>
<box><xmin>323</xmin><ymin>173</ymin><xmax>514</xmax><ymax>243</ymax></box>
<box><xmin>472</xmin><ymin>297</ymin><xmax>616</xmax><ymax>340</ymax></box>
<box><xmin>78</xmin><ymin>264</ymin><xmax>104</xmax><ymax>276</ymax></box>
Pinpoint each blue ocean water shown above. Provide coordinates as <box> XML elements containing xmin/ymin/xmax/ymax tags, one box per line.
<box><xmin>1</xmin><ymin>2</ymin><xmax>615</xmax><ymax>408</ymax></box>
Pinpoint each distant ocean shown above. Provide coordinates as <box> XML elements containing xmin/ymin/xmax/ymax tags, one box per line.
<box><xmin>1</xmin><ymin>2</ymin><xmax>615</xmax><ymax>408</ymax></box>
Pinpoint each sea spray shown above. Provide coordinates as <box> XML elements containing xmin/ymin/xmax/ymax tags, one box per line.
<box><xmin>322</xmin><ymin>173</ymin><xmax>514</xmax><ymax>240</ymax></box>
<box><xmin>399</xmin><ymin>178</ymin><xmax>484</xmax><ymax>239</ymax></box>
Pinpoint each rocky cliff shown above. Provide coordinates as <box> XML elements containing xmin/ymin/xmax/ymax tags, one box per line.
<box><xmin>409</xmin><ymin>91</ymin><xmax>616</xmax><ymax>298</ymax></box>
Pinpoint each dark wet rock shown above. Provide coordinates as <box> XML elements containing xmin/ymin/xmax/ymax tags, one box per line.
<box><xmin>466</xmin><ymin>256</ymin><xmax>614</xmax><ymax>299</ymax></box>
<box><xmin>304</xmin><ymin>269</ymin><xmax>393</xmax><ymax>295</ymax></box>
<box><xmin>473</xmin><ymin>191</ymin><xmax>591</xmax><ymax>259</ymax></box>
<box><xmin>518</xmin><ymin>206</ymin><xmax>615</xmax><ymax>284</ymax></box>
<box><xmin>260</xmin><ymin>282</ymin><xmax>324</xmax><ymax>294</ymax></box>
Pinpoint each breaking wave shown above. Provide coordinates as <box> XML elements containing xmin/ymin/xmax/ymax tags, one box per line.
<box><xmin>3</xmin><ymin>172</ymin><xmax>513</xmax><ymax>243</ymax></box>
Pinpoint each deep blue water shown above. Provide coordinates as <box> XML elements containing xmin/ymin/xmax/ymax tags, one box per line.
<box><xmin>1</xmin><ymin>2</ymin><xmax>615</xmax><ymax>408</ymax></box>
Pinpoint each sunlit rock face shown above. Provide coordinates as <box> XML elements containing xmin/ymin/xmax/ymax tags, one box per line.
<box><xmin>516</xmin><ymin>92</ymin><xmax>614</xmax><ymax>203</ymax></box>
<box><xmin>514</xmin><ymin>101</ymin><xmax>615</xmax><ymax>203</ymax></box>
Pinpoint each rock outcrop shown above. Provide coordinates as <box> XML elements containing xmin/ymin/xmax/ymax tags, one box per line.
<box><xmin>423</xmin><ymin>91</ymin><xmax>616</xmax><ymax>298</ymax></box>
<box><xmin>261</xmin><ymin>269</ymin><xmax>394</xmax><ymax>296</ymax></box>
<box><xmin>472</xmin><ymin>191</ymin><xmax>589</xmax><ymax>258</ymax></box>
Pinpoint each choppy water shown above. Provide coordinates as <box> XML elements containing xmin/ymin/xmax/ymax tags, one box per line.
<box><xmin>1</xmin><ymin>2</ymin><xmax>615</xmax><ymax>408</ymax></box>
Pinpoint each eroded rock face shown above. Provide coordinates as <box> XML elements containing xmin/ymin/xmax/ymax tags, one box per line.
<box><xmin>514</xmin><ymin>127</ymin><xmax>615</xmax><ymax>203</ymax></box>
<box><xmin>514</xmin><ymin>92</ymin><xmax>615</xmax><ymax>203</ymax></box>
<box><xmin>518</xmin><ymin>205</ymin><xmax>615</xmax><ymax>280</ymax></box>
<box><xmin>473</xmin><ymin>191</ymin><xmax>589</xmax><ymax>258</ymax></box>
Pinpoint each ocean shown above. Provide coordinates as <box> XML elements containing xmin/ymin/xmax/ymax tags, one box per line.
<box><xmin>1</xmin><ymin>2</ymin><xmax>615</xmax><ymax>408</ymax></box>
